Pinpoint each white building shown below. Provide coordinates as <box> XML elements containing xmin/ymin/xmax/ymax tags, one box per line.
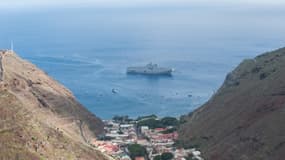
<box><xmin>141</xmin><ymin>126</ymin><xmax>149</xmax><ymax>134</ymax></box>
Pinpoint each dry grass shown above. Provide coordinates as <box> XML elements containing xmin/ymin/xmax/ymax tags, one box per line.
<box><xmin>0</xmin><ymin>51</ymin><xmax>108</xmax><ymax>160</ymax></box>
<box><xmin>0</xmin><ymin>85</ymin><xmax>107</xmax><ymax>160</ymax></box>
<box><xmin>179</xmin><ymin>47</ymin><xmax>285</xmax><ymax>160</ymax></box>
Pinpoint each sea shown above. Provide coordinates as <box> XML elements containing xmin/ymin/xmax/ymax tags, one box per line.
<box><xmin>0</xmin><ymin>5</ymin><xmax>285</xmax><ymax>119</ymax></box>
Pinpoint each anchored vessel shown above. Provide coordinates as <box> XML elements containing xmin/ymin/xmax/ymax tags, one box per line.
<box><xmin>127</xmin><ymin>63</ymin><xmax>173</xmax><ymax>76</ymax></box>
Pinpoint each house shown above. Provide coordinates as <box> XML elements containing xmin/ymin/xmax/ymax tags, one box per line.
<box><xmin>154</xmin><ymin>128</ymin><xmax>166</xmax><ymax>132</ymax></box>
<box><xmin>121</xmin><ymin>155</ymin><xmax>132</xmax><ymax>160</ymax></box>
<box><xmin>141</xmin><ymin>126</ymin><xmax>149</xmax><ymax>134</ymax></box>
<box><xmin>135</xmin><ymin>157</ymin><xmax>145</xmax><ymax>160</ymax></box>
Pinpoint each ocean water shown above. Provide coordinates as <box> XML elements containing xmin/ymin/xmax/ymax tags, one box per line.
<box><xmin>0</xmin><ymin>6</ymin><xmax>285</xmax><ymax>119</ymax></box>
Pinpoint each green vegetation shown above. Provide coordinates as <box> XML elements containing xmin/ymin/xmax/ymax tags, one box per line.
<box><xmin>137</xmin><ymin>118</ymin><xmax>164</xmax><ymax>129</ymax></box>
<box><xmin>112</xmin><ymin>115</ymin><xmax>133</xmax><ymax>123</ymax></box>
<box><xmin>161</xmin><ymin>152</ymin><xmax>174</xmax><ymax>160</ymax></box>
<box><xmin>137</xmin><ymin>116</ymin><xmax>179</xmax><ymax>129</ymax></box>
<box><xmin>161</xmin><ymin>117</ymin><xmax>179</xmax><ymax>126</ymax></box>
<box><xmin>127</xmin><ymin>144</ymin><xmax>147</xmax><ymax>160</ymax></box>
<box><xmin>154</xmin><ymin>152</ymin><xmax>174</xmax><ymax>160</ymax></box>
<box><xmin>154</xmin><ymin>155</ymin><xmax>161</xmax><ymax>160</ymax></box>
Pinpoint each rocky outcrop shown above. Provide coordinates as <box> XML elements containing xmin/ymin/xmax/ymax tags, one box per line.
<box><xmin>178</xmin><ymin>47</ymin><xmax>285</xmax><ymax>160</ymax></box>
<box><xmin>0</xmin><ymin>50</ymin><xmax>107</xmax><ymax>160</ymax></box>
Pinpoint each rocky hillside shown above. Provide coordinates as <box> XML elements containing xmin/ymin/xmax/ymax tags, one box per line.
<box><xmin>178</xmin><ymin>47</ymin><xmax>285</xmax><ymax>160</ymax></box>
<box><xmin>0</xmin><ymin>50</ymin><xmax>107</xmax><ymax>160</ymax></box>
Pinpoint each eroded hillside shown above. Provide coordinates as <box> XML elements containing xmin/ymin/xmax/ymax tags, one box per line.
<box><xmin>0</xmin><ymin>50</ymin><xmax>107</xmax><ymax>160</ymax></box>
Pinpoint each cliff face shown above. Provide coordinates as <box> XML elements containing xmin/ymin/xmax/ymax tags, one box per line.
<box><xmin>0</xmin><ymin>50</ymin><xmax>107</xmax><ymax>160</ymax></box>
<box><xmin>179</xmin><ymin>47</ymin><xmax>285</xmax><ymax>160</ymax></box>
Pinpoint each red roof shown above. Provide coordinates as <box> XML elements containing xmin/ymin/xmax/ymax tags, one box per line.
<box><xmin>155</xmin><ymin>128</ymin><xmax>166</xmax><ymax>131</ymax></box>
<box><xmin>153</xmin><ymin>132</ymin><xmax>179</xmax><ymax>140</ymax></box>
<box><xmin>135</xmin><ymin>157</ymin><xmax>145</xmax><ymax>160</ymax></box>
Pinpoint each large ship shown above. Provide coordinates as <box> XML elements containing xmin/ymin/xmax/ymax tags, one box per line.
<box><xmin>127</xmin><ymin>63</ymin><xmax>173</xmax><ymax>76</ymax></box>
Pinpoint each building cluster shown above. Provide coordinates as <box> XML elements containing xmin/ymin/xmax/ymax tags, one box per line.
<box><xmin>139</xmin><ymin>127</ymin><xmax>203</xmax><ymax>160</ymax></box>
<box><xmin>92</xmin><ymin>120</ymin><xmax>136</xmax><ymax>160</ymax></box>
<box><xmin>92</xmin><ymin>118</ymin><xmax>204</xmax><ymax>160</ymax></box>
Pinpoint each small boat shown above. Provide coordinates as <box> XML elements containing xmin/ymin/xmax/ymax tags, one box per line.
<box><xmin>112</xmin><ymin>88</ymin><xmax>118</xmax><ymax>94</ymax></box>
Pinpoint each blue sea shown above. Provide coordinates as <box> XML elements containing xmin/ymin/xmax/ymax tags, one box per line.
<box><xmin>0</xmin><ymin>5</ymin><xmax>285</xmax><ymax>119</ymax></box>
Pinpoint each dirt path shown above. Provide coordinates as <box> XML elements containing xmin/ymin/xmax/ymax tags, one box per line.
<box><xmin>79</xmin><ymin>120</ymin><xmax>88</xmax><ymax>143</ymax></box>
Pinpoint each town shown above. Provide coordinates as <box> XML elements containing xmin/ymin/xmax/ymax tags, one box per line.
<box><xmin>92</xmin><ymin>115</ymin><xmax>204</xmax><ymax>160</ymax></box>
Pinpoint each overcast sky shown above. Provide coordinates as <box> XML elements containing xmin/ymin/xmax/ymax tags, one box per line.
<box><xmin>1</xmin><ymin>0</ymin><xmax>285</xmax><ymax>9</ymax></box>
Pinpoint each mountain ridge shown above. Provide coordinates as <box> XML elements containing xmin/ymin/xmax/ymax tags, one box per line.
<box><xmin>178</xmin><ymin>47</ymin><xmax>285</xmax><ymax>160</ymax></box>
<box><xmin>0</xmin><ymin>50</ymin><xmax>107</xmax><ymax>160</ymax></box>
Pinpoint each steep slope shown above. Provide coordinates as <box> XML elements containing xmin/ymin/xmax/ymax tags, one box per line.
<box><xmin>179</xmin><ymin>47</ymin><xmax>285</xmax><ymax>160</ymax></box>
<box><xmin>0</xmin><ymin>50</ymin><xmax>107</xmax><ymax>160</ymax></box>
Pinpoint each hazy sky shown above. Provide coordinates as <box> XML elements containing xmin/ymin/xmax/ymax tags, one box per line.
<box><xmin>1</xmin><ymin>0</ymin><xmax>285</xmax><ymax>9</ymax></box>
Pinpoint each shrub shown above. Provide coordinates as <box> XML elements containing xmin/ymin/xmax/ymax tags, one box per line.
<box><xmin>154</xmin><ymin>155</ymin><xmax>161</xmax><ymax>160</ymax></box>
<box><xmin>161</xmin><ymin>117</ymin><xmax>179</xmax><ymax>126</ymax></box>
<box><xmin>161</xmin><ymin>152</ymin><xmax>174</xmax><ymax>160</ymax></box>
<box><xmin>127</xmin><ymin>144</ymin><xmax>147</xmax><ymax>160</ymax></box>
